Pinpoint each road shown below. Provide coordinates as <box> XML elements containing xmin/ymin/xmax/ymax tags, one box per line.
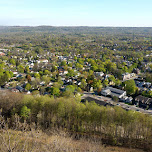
<box><xmin>82</xmin><ymin>92</ymin><xmax>152</xmax><ymax>115</ymax></box>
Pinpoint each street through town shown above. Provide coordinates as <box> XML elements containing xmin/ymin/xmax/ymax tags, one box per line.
<box><xmin>82</xmin><ymin>92</ymin><xmax>152</xmax><ymax>115</ymax></box>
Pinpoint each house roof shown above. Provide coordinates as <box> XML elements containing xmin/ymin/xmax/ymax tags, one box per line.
<box><xmin>102</xmin><ymin>89</ymin><xmax>111</xmax><ymax>94</ymax></box>
<box><xmin>106</xmin><ymin>87</ymin><xmax>126</xmax><ymax>95</ymax></box>
<box><xmin>135</xmin><ymin>95</ymin><xmax>152</xmax><ymax>105</ymax></box>
<box><xmin>102</xmin><ymin>87</ymin><xmax>126</xmax><ymax>98</ymax></box>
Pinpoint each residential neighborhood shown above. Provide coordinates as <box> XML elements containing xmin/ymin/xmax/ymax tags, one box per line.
<box><xmin>0</xmin><ymin>45</ymin><xmax>151</xmax><ymax>113</ymax></box>
<box><xmin>0</xmin><ymin>27</ymin><xmax>151</xmax><ymax>115</ymax></box>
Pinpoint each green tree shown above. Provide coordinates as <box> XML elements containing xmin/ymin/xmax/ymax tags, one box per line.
<box><xmin>103</xmin><ymin>79</ymin><xmax>109</xmax><ymax>87</ymax></box>
<box><xmin>145</xmin><ymin>73</ymin><xmax>152</xmax><ymax>83</ymax></box>
<box><xmin>123</xmin><ymin>80</ymin><xmax>137</xmax><ymax>95</ymax></box>
<box><xmin>32</xmin><ymin>90</ymin><xmax>39</xmax><ymax>95</ymax></box>
<box><xmin>9</xmin><ymin>59</ymin><xmax>16</xmax><ymax>65</ymax></box>
<box><xmin>17</xmin><ymin>65</ymin><xmax>24</xmax><ymax>73</ymax></box>
<box><xmin>25</xmin><ymin>83</ymin><xmax>31</xmax><ymax>91</ymax></box>
<box><xmin>42</xmin><ymin>75</ymin><xmax>50</xmax><ymax>84</ymax></box>
<box><xmin>51</xmin><ymin>65</ymin><xmax>57</xmax><ymax>72</ymax></box>
<box><xmin>61</xmin><ymin>61</ymin><xmax>66</xmax><ymax>66</ymax></box>
<box><xmin>93</xmin><ymin>79</ymin><xmax>102</xmax><ymax>89</ymax></box>
<box><xmin>34</xmin><ymin>73</ymin><xmax>40</xmax><ymax>78</ymax></box>
<box><xmin>63</xmin><ymin>85</ymin><xmax>76</xmax><ymax>97</ymax></box>
<box><xmin>25</xmin><ymin>66</ymin><xmax>30</xmax><ymax>73</ymax></box>
<box><xmin>50</xmin><ymin>87</ymin><xmax>60</xmax><ymax>97</ymax></box>
<box><xmin>115</xmin><ymin>79</ymin><xmax>121</xmax><ymax>86</ymax></box>
<box><xmin>149</xmin><ymin>64</ymin><xmax>152</xmax><ymax>70</ymax></box>
<box><xmin>68</xmin><ymin>63</ymin><xmax>73</xmax><ymax>67</ymax></box>
<box><xmin>108</xmin><ymin>75</ymin><xmax>116</xmax><ymax>83</ymax></box>
<box><xmin>75</xmin><ymin>63</ymin><xmax>83</xmax><ymax>70</ymax></box>
<box><xmin>112</xmin><ymin>96</ymin><xmax>119</xmax><ymax>102</ymax></box>
<box><xmin>44</xmin><ymin>70</ymin><xmax>50</xmax><ymax>75</ymax></box>
<box><xmin>34</xmin><ymin>46</ymin><xmax>43</xmax><ymax>54</ymax></box>
<box><xmin>5</xmin><ymin>71</ymin><xmax>11</xmax><ymax>80</ymax></box>
<box><xmin>74</xmin><ymin>56</ymin><xmax>77</xmax><ymax>60</ymax></box>
<box><xmin>80</xmin><ymin>79</ymin><xmax>87</xmax><ymax>90</ymax></box>
<box><xmin>67</xmin><ymin>69</ymin><xmax>76</xmax><ymax>77</ymax></box>
<box><xmin>66</xmin><ymin>85</ymin><xmax>76</xmax><ymax>93</ymax></box>
<box><xmin>20</xmin><ymin>105</ymin><xmax>31</xmax><ymax>119</ymax></box>
<box><xmin>9</xmin><ymin>71</ymin><xmax>13</xmax><ymax>78</ymax></box>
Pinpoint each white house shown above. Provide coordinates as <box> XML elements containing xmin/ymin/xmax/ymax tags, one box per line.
<box><xmin>94</xmin><ymin>72</ymin><xmax>104</xmax><ymax>77</ymax></box>
<box><xmin>122</xmin><ymin>73</ymin><xmax>131</xmax><ymax>81</ymax></box>
<box><xmin>38</xmin><ymin>59</ymin><xmax>48</xmax><ymax>64</ymax></box>
<box><xmin>122</xmin><ymin>73</ymin><xmax>136</xmax><ymax>81</ymax></box>
<box><xmin>101</xmin><ymin>87</ymin><xmax>126</xmax><ymax>98</ymax></box>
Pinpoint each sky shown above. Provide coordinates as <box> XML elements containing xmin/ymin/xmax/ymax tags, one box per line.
<box><xmin>0</xmin><ymin>0</ymin><xmax>152</xmax><ymax>27</ymax></box>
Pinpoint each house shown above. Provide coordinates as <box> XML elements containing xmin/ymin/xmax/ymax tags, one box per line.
<box><xmin>145</xmin><ymin>82</ymin><xmax>151</xmax><ymax>88</ymax></box>
<box><xmin>109</xmin><ymin>80</ymin><xmax>115</xmax><ymax>86</ymax></box>
<box><xmin>61</xmin><ymin>77</ymin><xmax>65</xmax><ymax>81</ymax></box>
<box><xmin>26</xmin><ymin>91</ymin><xmax>31</xmax><ymax>94</ymax></box>
<box><xmin>94</xmin><ymin>72</ymin><xmax>104</xmax><ymax>77</ymax></box>
<box><xmin>58</xmin><ymin>67</ymin><xmax>68</xmax><ymax>76</ymax></box>
<box><xmin>120</xmin><ymin>96</ymin><xmax>128</xmax><ymax>102</ymax></box>
<box><xmin>12</xmin><ymin>71</ymin><xmax>18</xmax><ymax>76</ymax></box>
<box><xmin>29</xmin><ymin>63</ymin><xmax>34</xmax><ymax>68</ymax></box>
<box><xmin>63</xmin><ymin>70</ymin><xmax>68</xmax><ymax>75</ymax></box>
<box><xmin>16</xmin><ymin>74</ymin><xmax>23</xmax><ymax>78</ymax></box>
<box><xmin>136</xmin><ymin>81</ymin><xmax>151</xmax><ymax>90</ymax></box>
<box><xmin>122</xmin><ymin>73</ymin><xmax>136</xmax><ymax>81</ymax></box>
<box><xmin>133</xmin><ymin>68</ymin><xmax>140</xmax><ymax>74</ymax></box>
<box><xmin>101</xmin><ymin>88</ymin><xmax>111</xmax><ymax>96</ymax></box>
<box><xmin>78</xmin><ymin>82</ymin><xmax>81</xmax><ymax>86</ymax></box>
<box><xmin>40</xmin><ymin>81</ymin><xmax>45</xmax><ymax>85</ymax></box>
<box><xmin>31</xmin><ymin>77</ymin><xmax>36</xmax><ymax>81</ymax></box>
<box><xmin>0</xmin><ymin>52</ymin><xmax>5</xmax><ymax>56</ymax></box>
<box><xmin>101</xmin><ymin>87</ymin><xmax>126</xmax><ymax>98</ymax></box>
<box><xmin>48</xmin><ymin>82</ymin><xmax>53</xmax><ymax>86</ymax></box>
<box><xmin>38</xmin><ymin>59</ymin><xmax>48</xmax><ymax>64</ymax></box>
<box><xmin>120</xmin><ymin>96</ymin><xmax>133</xmax><ymax>104</ymax></box>
<box><xmin>122</xmin><ymin>73</ymin><xmax>131</xmax><ymax>81</ymax></box>
<box><xmin>135</xmin><ymin>95</ymin><xmax>152</xmax><ymax>109</ymax></box>
<box><xmin>88</xmin><ymin>86</ymin><xmax>93</xmax><ymax>92</ymax></box>
<box><xmin>16</xmin><ymin>86</ymin><xmax>24</xmax><ymax>92</ymax></box>
<box><xmin>126</xmin><ymin>97</ymin><xmax>133</xmax><ymax>103</ymax></box>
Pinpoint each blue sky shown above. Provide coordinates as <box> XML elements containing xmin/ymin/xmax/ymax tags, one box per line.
<box><xmin>0</xmin><ymin>0</ymin><xmax>152</xmax><ymax>26</ymax></box>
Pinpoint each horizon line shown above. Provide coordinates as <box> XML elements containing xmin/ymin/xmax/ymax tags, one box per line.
<box><xmin>0</xmin><ymin>25</ymin><xmax>152</xmax><ymax>28</ymax></box>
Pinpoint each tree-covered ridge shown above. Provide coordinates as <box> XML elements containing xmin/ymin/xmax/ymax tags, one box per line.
<box><xmin>0</xmin><ymin>26</ymin><xmax>152</xmax><ymax>35</ymax></box>
<box><xmin>0</xmin><ymin>92</ymin><xmax>152</xmax><ymax>150</ymax></box>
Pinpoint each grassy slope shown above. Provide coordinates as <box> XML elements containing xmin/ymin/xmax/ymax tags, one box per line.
<box><xmin>0</xmin><ymin>129</ymin><xmax>144</xmax><ymax>152</ymax></box>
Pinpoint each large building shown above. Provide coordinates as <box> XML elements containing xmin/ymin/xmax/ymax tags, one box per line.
<box><xmin>101</xmin><ymin>87</ymin><xmax>126</xmax><ymax>98</ymax></box>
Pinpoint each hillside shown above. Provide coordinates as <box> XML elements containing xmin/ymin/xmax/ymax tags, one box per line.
<box><xmin>0</xmin><ymin>92</ymin><xmax>152</xmax><ymax>151</ymax></box>
<box><xmin>0</xmin><ymin>129</ymin><xmax>144</xmax><ymax>152</ymax></box>
<box><xmin>0</xmin><ymin>26</ymin><xmax>152</xmax><ymax>36</ymax></box>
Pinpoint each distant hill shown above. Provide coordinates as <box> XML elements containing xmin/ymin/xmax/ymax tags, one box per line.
<box><xmin>0</xmin><ymin>26</ymin><xmax>152</xmax><ymax>36</ymax></box>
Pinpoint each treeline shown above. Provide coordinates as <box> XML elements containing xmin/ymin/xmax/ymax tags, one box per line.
<box><xmin>0</xmin><ymin>91</ymin><xmax>152</xmax><ymax>150</ymax></box>
<box><xmin>1</xmin><ymin>26</ymin><xmax>152</xmax><ymax>35</ymax></box>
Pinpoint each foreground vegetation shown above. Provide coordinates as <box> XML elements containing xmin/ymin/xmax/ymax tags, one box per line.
<box><xmin>0</xmin><ymin>91</ymin><xmax>152</xmax><ymax>151</ymax></box>
<box><xmin>0</xmin><ymin>128</ymin><xmax>144</xmax><ymax>152</ymax></box>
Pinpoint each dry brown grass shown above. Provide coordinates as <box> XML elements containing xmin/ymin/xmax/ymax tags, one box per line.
<box><xmin>0</xmin><ymin>129</ymin><xmax>144</xmax><ymax>152</ymax></box>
